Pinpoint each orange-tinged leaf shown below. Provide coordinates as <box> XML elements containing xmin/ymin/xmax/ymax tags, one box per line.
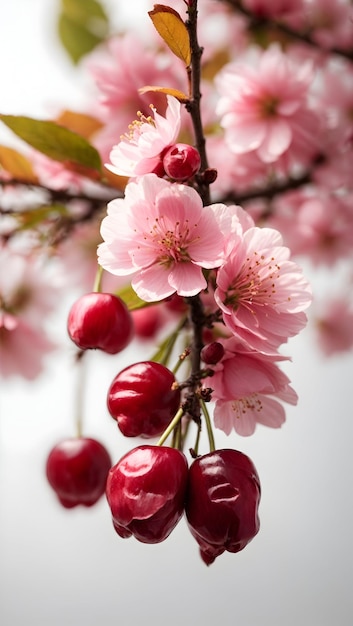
<box><xmin>139</xmin><ymin>85</ymin><xmax>189</xmax><ymax>102</ymax></box>
<box><xmin>148</xmin><ymin>5</ymin><xmax>191</xmax><ymax>66</ymax></box>
<box><xmin>102</xmin><ymin>166</ymin><xmax>129</xmax><ymax>191</ymax></box>
<box><xmin>0</xmin><ymin>145</ymin><xmax>38</xmax><ymax>183</ymax></box>
<box><xmin>55</xmin><ymin>110</ymin><xmax>103</xmax><ymax>140</ymax></box>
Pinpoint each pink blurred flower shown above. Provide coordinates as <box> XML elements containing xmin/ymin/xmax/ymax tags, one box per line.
<box><xmin>87</xmin><ymin>33</ymin><xmax>185</xmax><ymax>161</ymax></box>
<box><xmin>269</xmin><ymin>191</ymin><xmax>353</xmax><ymax>266</ymax></box>
<box><xmin>242</xmin><ymin>0</ymin><xmax>303</xmax><ymax>18</ymax></box>
<box><xmin>315</xmin><ymin>297</ymin><xmax>353</xmax><ymax>356</ymax></box>
<box><xmin>106</xmin><ymin>96</ymin><xmax>181</xmax><ymax>178</ymax></box>
<box><xmin>215</xmin><ymin>226</ymin><xmax>312</xmax><ymax>351</ymax></box>
<box><xmin>216</xmin><ymin>44</ymin><xmax>319</xmax><ymax>165</ymax></box>
<box><xmin>204</xmin><ymin>337</ymin><xmax>298</xmax><ymax>436</ymax></box>
<box><xmin>98</xmin><ymin>174</ymin><xmax>235</xmax><ymax>302</ymax></box>
<box><xmin>0</xmin><ymin>313</ymin><xmax>55</xmax><ymax>380</ymax></box>
<box><xmin>0</xmin><ymin>245</ymin><xmax>58</xmax><ymax>326</ymax></box>
<box><xmin>0</xmin><ymin>244</ymin><xmax>59</xmax><ymax>379</ymax></box>
<box><xmin>305</xmin><ymin>0</ymin><xmax>353</xmax><ymax>51</ymax></box>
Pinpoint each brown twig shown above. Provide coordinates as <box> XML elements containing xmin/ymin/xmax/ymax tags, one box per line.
<box><xmin>219</xmin><ymin>0</ymin><xmax>353</xmax><ymax>62</ymax></box>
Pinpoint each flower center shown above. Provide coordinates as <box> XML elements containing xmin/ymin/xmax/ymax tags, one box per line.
<box><xmin>260</xmin><ymin>95</ymin><xmax>280</xmax><ymax>118</ymax></box>
<box><xmin>231</xmin><ymin>394</ymin><xmax>263</xmax><ymax>418</ymax></box>
<box><xmin>148</xmin><ymin>216</ymin><xmax>199</xmax><ymax>268</ymax></box>
<box><xmin>224</xmin><ymin>251</ymin><xmax>281</xmax><ymax>312</ymax></box>
<box><xmin>122</xmin><ymin>106</ymin><xmax>156</xmax><ymax>143</ymax></box>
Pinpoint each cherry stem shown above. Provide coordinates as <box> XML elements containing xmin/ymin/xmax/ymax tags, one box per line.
<box><xmin>74</xmin><ymin>351</ymin><xmax>87</xmax><ymax>438</ymax></box>
<box><xmin>193</xmin><ymin>420</ymin><xmax>202</xmax><ymax>457</ymax></box>
<box><xmin>93</xmin><ymin>264</ymin><xmax>104</xmax><ymax>293</ymax></box>
<box><xmin>200</xmin><ymin>399</ymin><xmax>216</xmax><ymax>452</ymax></box>
<box><xmin>151</xmin><ymin>314</ymin><xmax>188</xmax><ymax>367</ymax></box>
<box><xmin>157</xmin><ymin>407</ymin><xmax>184</xmax><ymax>447</ymax></box>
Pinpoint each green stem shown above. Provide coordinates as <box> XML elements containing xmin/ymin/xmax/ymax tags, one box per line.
<box><xmin>200</xmin><ymin>399</ymin><xmax>216</xmax><ymax>452</ymax></box>
<box><xmin>151</xmin><ymin>314</ymin><xmax>188</xmax><ymax>367</ymax></box>
<box><xmin>157</xmin><ymin>407</ymin><xmax>184</xmax><ymax>447</ymax></box>
<box><xmin>74</xmin><ymin>351</ymin><xmax>86</xmax><ymax>438</ymax></box>
<box><xmin>193</xmin><ymin>420</ymin><xmax>202</xmax><ymax>457</ymax></box>
<box><xmin>93</xmin><ymin>264</ymin><xmax>104</xmax><ymax>293</ymax></box>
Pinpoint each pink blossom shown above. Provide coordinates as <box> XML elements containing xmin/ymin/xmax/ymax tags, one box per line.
<box><xmin>0</xmin><ymin>313</ymin><xmax>55</xmax><ymax>380</ymax></box>
<box><xmin>215</xmin><ymin>44</ymin><xmax>319</xmax><ymax>165</ymax></box>
<box><xmin>304</xmin><ymin>0</ymin><xmax>353</xmax><ymax>52</ymax></box>
<box><xmin>106</xmin><ymin>96</ymin><xmax>181</xmax><ymax>178</ymax></box>
<box><xmin>98</xmin><ymin>174</ymin><xmax>235</xmax><ymax>302</ymax></box>
<box><xmin>314</xmin><ymin>297</ymin><xmax>353</xmax><ymax>356</ymax></box>
<box><xmin>0</xmin><ymin>244</ymin><xmax>59</xmax><ymax>379</ymax></box>
<box><xmin>242</xmin><ymin>0</ymin><xmax>303</xmax><ymax>19</ymax></box>
<box><xmin>269</xmin><ymin>190</ymin><xmax>353</xmax><ymax>266</ymax></box>
<box><xmin>215</xmin><ymin>226</ymin><xmax>312</xmax><ymax>351</ymax></box>
<box><xmin>0</xmin><ymin>245</ymin><xmax>58</xmax><ymax>327</ymax></box>
<box><xmin>87</xmin><ymin>33</ymin><xmax>185</xmax><ymax>161</ymax></box>
<box><xmin>204</xmin><ymin>337</ymin><xmax>298</xmax><ymax>436</ymax></box>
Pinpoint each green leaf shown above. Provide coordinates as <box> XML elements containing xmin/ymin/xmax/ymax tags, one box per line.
<box><xmin>0</xmin><ymin>115</ymin><xmax>102</xmax><ymax>176</ymax></box>
<box><xmin>115</xmin><ymin>284</ymin><xmax>151</xmax><ymax>311</ymax></box>
<box><xmin>58</xmin><ymin>0</ymin><xmax>109</xmax><ymax>64</ymax></box>
<box><xmin>16</xmin><ymin>204</ymin><xmax>68</xmax><ymax>230</ymax></box>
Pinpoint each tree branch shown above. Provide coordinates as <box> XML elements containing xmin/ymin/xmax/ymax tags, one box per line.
<box><xmin>219</xmin><ymin>0</ymin><xmax>353</xmax><ymax>62</ymax></box>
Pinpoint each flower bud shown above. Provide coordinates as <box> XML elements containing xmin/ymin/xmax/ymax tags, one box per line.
<box><xmin>163</xmin><ymin>143</ymin><xmax>201</xmax><ymax>181</ymax></box>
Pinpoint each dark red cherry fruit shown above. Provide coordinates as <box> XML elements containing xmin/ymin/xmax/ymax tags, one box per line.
<box><xmin>185</xmin><ymin>449</ymin><xmax>261</xmax><ymax>565</ymax></box>
<box><xmin>46</xmin><ymin>437</ymin><xmax>112</xmax><ymax>508</ymax></box>
<box><xmin>106</xmin><ymin>445</ymin><xmax>188</xmax><ymax>543</ymax></box>
<box><xmin>107</xmin><ymin>361</ymin><xmax>181</xmax><ymax>437</ymax></box>
<box><xmin>67</xmin><ymin>292</ymin><xmax>134</xmax><ymax>354</ymax></box>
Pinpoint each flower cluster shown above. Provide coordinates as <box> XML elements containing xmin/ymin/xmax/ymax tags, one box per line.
<box><xmin>1</xmin><ymin>0</ymin><xmax>353</xmax><ymax>566</ymax></box>
<box><xmin>98</xmin><ymin>94</ymin><xmax>311</xmax><ymax>436</ymax></box>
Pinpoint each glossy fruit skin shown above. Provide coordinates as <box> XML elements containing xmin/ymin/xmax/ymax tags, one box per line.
<box><xmin>67</xmin><ymin>292</ymin><xmax>134</xmax><ymax>354</ymax></box>
<box><xmin>185</xmin><ymin>449</ymin><xmax>261</xmax><ymax>565</ymax></box>
<box><xmin>107</xmin><ymin>361</ymin><xmax>181</xmax><ymax>437</ymax></box>
<box><xmin>46</xmin><ymin>438</ymin><xmax>112</xmax><ymax>508</ymax></box>
<box><xmin>163</xmin><ymin>143</ymin><xmax>201</xmax><ymax>181</ymax></box>
<box><xmin>106</xmin><ymin>445</ymin><xmax>188</xmax><ymax>543</ymax></box>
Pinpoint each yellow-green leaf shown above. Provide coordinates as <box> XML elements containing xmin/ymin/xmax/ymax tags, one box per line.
<box><xmin>139</xmin><ymin>85</ymin><xmax>189</xmax><ymax>102</ymax></box>
<box><xmin>148</xmin><ymin>5</ymin><xmax>191</xmax><ymax>66</ymax></box>
<box><xmin>115</xmin><ymin>284</ymin><xmax>152</xmax><ymax>311</ymax></box>
<box><xmin>0</xmin><ymin>115</ymin><xmax>102</xmax><ymax>176</ymax></box>
<box><xmin>0</xmin><ymin>145</ymin><xmax>38</xmax><ymax>183</ymax></box>
<box><xmin>16</xmin><ymin>204</ymin><xmax>68</xmax><ymax>230</ymax></box>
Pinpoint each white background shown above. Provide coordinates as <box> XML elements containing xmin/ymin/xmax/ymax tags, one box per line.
<box><xmin>1</xmin><ymin>2</ymin><xmax>353</xmax><ymax>625</ymax></box>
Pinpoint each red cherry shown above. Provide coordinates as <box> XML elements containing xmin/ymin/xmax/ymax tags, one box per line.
<box><xmin>67</xmin><ymin>292</ymin><xmax>134</xmax><ymax>354</ymax></box>
<box><xmin>163</xmin><ymin>143</ymin><xmax>201</xmax><ymax>181</ymax></box>
<box><xmin>46</xmin><ymin>437</ymin><xmax>112</xmax><ymax>508</ymax></box>
<box><xmin>185</xmin><ymin>449</ymin><xmax>261</xmax><ymax>565</ymax></box>
<box><xmin>131</xmin><ymin>306</ymin><xmax>163</xmax><ymax>340</ymax></box>
<box><xmin>201</xmin><ymin>341</ymin><xmax>225</xmax><ymax>365</ymax></box>
<box><xmin>106</xmin><ymin>445</ymin><xmax>188</xmax><ymax>543</ymax></box>
<box><xmin>107</xmin><ymin>361</ymin><xmax>181</xmax><ymax>438</ymax></box>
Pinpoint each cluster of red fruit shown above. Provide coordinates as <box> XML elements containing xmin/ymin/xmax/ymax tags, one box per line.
<box><xmin>46</xmin><ymin>291</ymin><xmax>261</xmax><ymax>564</ymax></box>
